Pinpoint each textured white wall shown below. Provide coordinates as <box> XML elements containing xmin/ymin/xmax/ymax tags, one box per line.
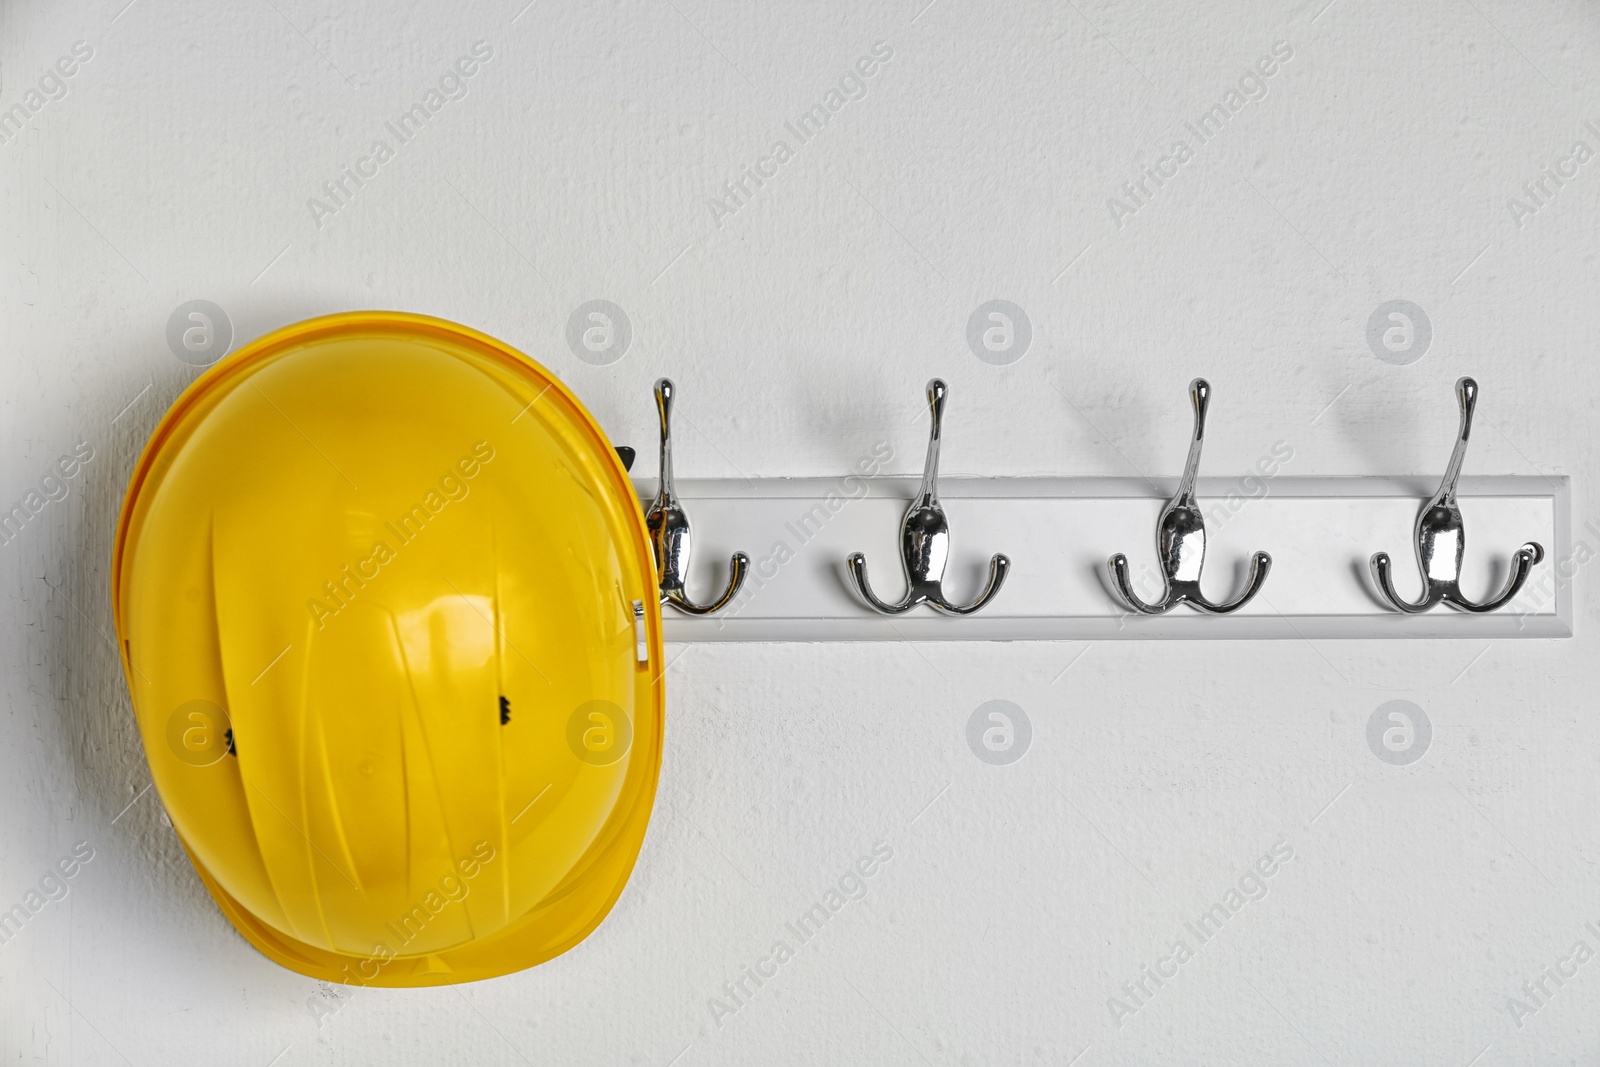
<box><xmin>2</xmin><ymin>0</ymin><xmax>1598</xmax><ymax>1063</ymax></box>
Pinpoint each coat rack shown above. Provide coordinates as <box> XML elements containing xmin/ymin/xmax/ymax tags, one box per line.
<box><xmin>633</xmin><ymin>379</ymin><xmax>1567</xmax><ymax>641</ymax></box>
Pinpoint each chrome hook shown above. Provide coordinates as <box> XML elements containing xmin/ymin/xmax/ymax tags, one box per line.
<box><xmin>1369</xmin><ymin>377</ymin><xmax>1543</xmax><ymax>613</ymax></box>
<box><xmin>846</xmin><ymin>379</ymin><xmax>1010</xmax><ymax>615</ymax></box>
<box><xmin>1108</xmin><ymin>378</ymin><xmax>1272</xmax><ymax>614</ymax></box>
<box><xmin>645</xmin><ymin>378</ymin><xmax>749</xmax><ymax>615</ymax></box>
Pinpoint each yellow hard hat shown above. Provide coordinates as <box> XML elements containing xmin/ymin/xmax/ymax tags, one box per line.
<box><xmin>112</xmin><ymin>311</ymin><xmax>663</xmax><ymax>987</ymax></box>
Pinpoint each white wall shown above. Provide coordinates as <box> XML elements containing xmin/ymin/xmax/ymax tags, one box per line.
<box><xmin>2</xmin><ymin>0</ymin><xmax>1598</xmax><ymax>1063</ymax></box>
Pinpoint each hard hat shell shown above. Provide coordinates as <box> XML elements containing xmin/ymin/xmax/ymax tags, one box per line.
<box><xmin>112</xmin><ymin>311</ymin><xmax>663</xmax><ymax>987</ymax></box>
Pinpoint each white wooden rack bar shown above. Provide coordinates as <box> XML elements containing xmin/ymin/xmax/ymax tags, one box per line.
<box><xmin>634</xmin><ymin>475</ymin><xmax>1572</xmax><ymax>641</ymax></box>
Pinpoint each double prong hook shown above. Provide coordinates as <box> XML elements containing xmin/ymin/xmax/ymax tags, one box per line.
<box><xmin>645</xmin><ymin>379</ymin><xmax>749</xmax><ymax>615</ymax></box>
<box><xmin>846</xmin><ymin>379</ymin><xmax>1010</xmax><ymax>615</ymax></box>
<box><xmin>1370</xmin><ymin>377</ymin><xmax>1543</xmax><ymax>613</ymax></box>
<box><xmin>1108</xmin><ymin>378</ymin><xmax>1272</xmax><ymax>614</ymax></box>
